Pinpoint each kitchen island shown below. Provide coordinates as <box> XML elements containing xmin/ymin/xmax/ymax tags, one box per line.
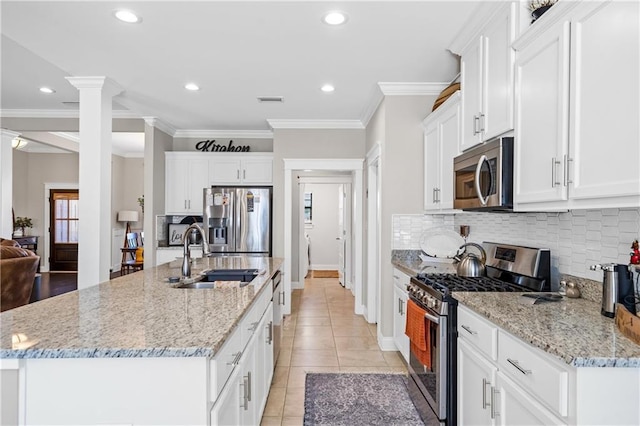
<box><xmin>0</xmin><ymin>255</ymin><xmax>283</xmax><ymax>425</ymax></box>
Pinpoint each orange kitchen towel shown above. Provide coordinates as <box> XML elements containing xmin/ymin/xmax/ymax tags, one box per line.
<box><xmin>405</xmin><ymin>299</ymin><xmax>432</xmax><ymax>369</ymax></box>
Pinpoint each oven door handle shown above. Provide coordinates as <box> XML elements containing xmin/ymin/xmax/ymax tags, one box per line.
<box><xmin>474</xmin><ymin>154</ymin><xmax>489</xmax><ymax>206</ymax></box>
<box><xmin>423</xmin><ymin>311</ymin><xmax>440</xmax><ymax>324</ymax></box>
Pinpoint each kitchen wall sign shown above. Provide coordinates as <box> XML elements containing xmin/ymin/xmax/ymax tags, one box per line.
<box><xmin>168</xmin><ymin>224</ymin><xmax>189</xmax><ymax>246</ymax></box>
<box><xmin>195</xmin><ymin>139</ymin><xmax>250</xmax><ymax>152</ymax></box>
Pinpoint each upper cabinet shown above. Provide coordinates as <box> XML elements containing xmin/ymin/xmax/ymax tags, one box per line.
<box><xmin>165</xmin><ymin>153</ymin><xmax>208</xmax><ymax>215</ymax></box>
<box><xmin>514</xmin><ymin>0</ymin><xmax>640</xmax><ymax>211</ymax></box>
<box><xmin>458</xmin><ymin>3</ymin><xmax>517</xmax><ymax>151</ymax></box>
<box><xmin>423</xmin><ymin>92</ymin><xmax>461</xmax><ymax>212</ymax></box>
<box><xmin>209</xmin><ymin>154</ymin><xmax>273</xmax><ymax>186</ymax></box>
<box><xmin>165</xmin><ymin>152</ymin><xmax>274</xmax><ymax>215</ymax></box>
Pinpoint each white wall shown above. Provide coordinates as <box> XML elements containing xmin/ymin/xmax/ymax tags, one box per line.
<box><xmin>304</xmin><ymin>183</ymin><xmax>340</xmax><ymax>270</ymax></box>
<box><xmin>392</xmin><ymin>208</ymin><xmax>640</xmax><ymax>285</ymax></box>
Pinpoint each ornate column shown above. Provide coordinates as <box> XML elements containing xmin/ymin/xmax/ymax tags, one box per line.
<box><xmin>0</xmin><ymin>129</ymin><xmax>21</xmax><ymax>238</ymax></box>
<box><xmin>66</xmin><ymin>77</ymin><xmax>122</xmax><ymax>288</ymax></box>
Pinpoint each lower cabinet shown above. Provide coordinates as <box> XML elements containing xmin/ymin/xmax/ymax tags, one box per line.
<box><xmin>392</xmin><ymin>268</ymin><xmax>410</xmax><ymax>363</ymax></box>
<box><xmin>458</xmin><ymin>339</ymin><xmax>497</xmax><ymax>426</ymax></box>
<box><xmin>211</xmin><ymin>298</ymin><xmax>274</xmax><ymax>426</ymax></box>
<box><xmin>495</xmin><ymin>371</ymin><xmax>564</xmax><ymax>426</ymax></box>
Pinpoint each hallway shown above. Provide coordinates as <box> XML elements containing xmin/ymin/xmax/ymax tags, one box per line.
<box><xmin>260</xmin><ymin>276</ymin><xmax>407</xmax><ymax>425</ymax></box>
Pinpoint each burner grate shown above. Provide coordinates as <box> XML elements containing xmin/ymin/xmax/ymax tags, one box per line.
<box><xmin>415</xmin><ymin>273</ymin><xmax>526</xmax><ymax>293</ymax></box>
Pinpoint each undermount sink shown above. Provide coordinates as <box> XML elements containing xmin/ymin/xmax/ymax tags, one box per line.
<box><xmin>173</xmin><ymin>268</ymin><xmax>258</xmax><ymax>289</ymax></box>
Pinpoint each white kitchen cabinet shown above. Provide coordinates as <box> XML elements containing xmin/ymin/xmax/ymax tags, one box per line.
<box><xmin>254</xmin><ymin>302</ymin><xmax>274</xmax><ymax>420</ymax></box>
<box><xmin>209</xmin><ymin>154</ymin><xmax>273</xmax><ymax>185</ymax></box>
<box><xmin>392</xmin><ymin>268</ymin><xmax>410</xmax><ymax>363</ymax></box>
<box><xmin>165</xmin><ymin>153</ymin><xmax>209</xmax><ymax>214</ymax></box>
<box><xmin>211</xmin><ymin>365</ymin><xmax>242</xmax><ymax>426</ymax></box>
<box><xmin>495</xmin><ymin>371</ymin><xmax>565</xmax><ymax>426</ymax></box>
<box><xmin>458</xmin><ymin>339</ymin><xmax>497</xmax><ymax>426</ymax></box>
<box><xmin>457</xmin><ymin>305</ymin><xmax>568</xmax><ymax>426</ymax></box>
<box><xmin>459</xmin><ymin>3</ymin><xmax>516</xmax><ymax>151</ymax></box>
<box><xmin>423</xmin><ymin>92</ymin><xmax>461</xmax><ymax>212</ymax></box>
<box><xmin>514</xmin><ymin>0</ymin><xmax>640</xmax><ymax>210</ymax></box>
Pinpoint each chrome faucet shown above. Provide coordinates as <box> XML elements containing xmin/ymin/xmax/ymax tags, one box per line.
<box><xmin>181</xmin><ymin>223</ymin><xmax>211</xmax><ymax>278</ymax></box>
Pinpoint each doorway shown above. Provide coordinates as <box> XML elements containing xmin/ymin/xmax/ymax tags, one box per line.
<box><xmin>49</xmin><ymin>189</ymin><xmax>79</xmax><ymax>271</ymax></box>
<box><xmin>284</xmin><ymin>159</ymin><xmax>364</xmax><ymax>317</ymax></box>
<box><xmin>297</xmin><ymin>177</ymin><xmax>352</xmax><ymax>289</ymax></box>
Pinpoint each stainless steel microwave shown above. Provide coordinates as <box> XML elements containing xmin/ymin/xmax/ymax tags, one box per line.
<box><xmin>453</xmin><ymin>137</ymin><xmax>514</xmax><ymax>211</ymax></box>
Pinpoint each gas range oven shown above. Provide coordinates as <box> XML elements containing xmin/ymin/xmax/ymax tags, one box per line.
<box><xmin>405</xmin><ymin>242</ymin><xmax>550</xmax><ymax>426</ymax></box>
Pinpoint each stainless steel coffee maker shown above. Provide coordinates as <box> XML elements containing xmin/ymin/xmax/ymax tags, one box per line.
<box><xmin>590</xmin><ymin>263</ymin><xmax>636</xmax><ymax>318</ymax></box>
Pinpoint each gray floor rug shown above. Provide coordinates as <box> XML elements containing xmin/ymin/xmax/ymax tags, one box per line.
<box><xmin>304</xmin><ymin>373</ymin><xmax>425</xmax><ymax>426</ymax></box>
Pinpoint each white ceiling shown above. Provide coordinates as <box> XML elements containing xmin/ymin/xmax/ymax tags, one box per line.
<box><xmin>1</xmin><ymin>1</ymin><xmax>478</xmax><ymax>134</ymax></box>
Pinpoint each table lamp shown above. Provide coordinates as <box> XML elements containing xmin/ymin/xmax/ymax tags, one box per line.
<box><xmin>118</xmin><ymin>210</ymin><xmax>139</xmax><ymax>248</ymax></box>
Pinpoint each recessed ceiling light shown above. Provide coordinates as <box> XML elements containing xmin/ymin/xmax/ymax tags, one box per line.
<box><xmin>39</xmin><ymin>87</ymin><xmax>55</xmax><ymax>94</ymax></box>
<box><xmin>185</xmin><ymin>83</ymin><xmax>200</xmax><ymax>91</ymax></box>
<box><xmin>114</xmin><ymin>9</ymin><xmax>141</xmax><ymax>24</ymax></box>
<box><xmin>321</xmin><ymin>84</ymin><xmax>335</xmax><ymax>93</ymax></box>
<box><xmin>11</xmin><ymin>138</ymin><xmax>29</xmax><ymax>149</ymax></box>
<box><xmin>323</xmin><ymin>11</ymin><xmax>348</xmax><ymax>25</ymax></box>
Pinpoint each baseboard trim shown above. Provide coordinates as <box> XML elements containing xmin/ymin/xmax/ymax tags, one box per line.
<box><xmin>377</xmin><ymin>333</ymin><xmax>397</xmax><ymax>351</ymax></box>
<box><xmin>310</xmin><ymin>264</ymin><xmax>339</xmax><ymax>270</ymax></box>
<box><xmin>291</xmin><ymin>281</ymin><xmax>304</xmax><ymax>290</ymax></box>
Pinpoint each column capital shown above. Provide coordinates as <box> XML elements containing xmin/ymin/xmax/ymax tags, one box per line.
<box><xmin>1</xmin><ymin>129</ymin><xmax>21</xmax><ymax>140</ymax></box>
<box><xmin>65</xmin><ymin>76</ymin><xmax>123</xmax><ymax>97</ymax></box>
<box><xmin>142</xmin><ymin>116</ymin><xmax>176</xmax><ymax>136</ymax></box>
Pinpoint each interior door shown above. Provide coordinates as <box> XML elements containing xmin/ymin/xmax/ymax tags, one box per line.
<box><xmin>337</xmin><ymin>185</ymin><xmax>346</xmax><ymax>287</ymax></box>
<box><xmin>49</xmin><ymin>189</ymin><xmax>79</xmax><ymax>271</ymax></box>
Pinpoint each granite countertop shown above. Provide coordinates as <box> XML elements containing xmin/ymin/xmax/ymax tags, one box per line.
<box><xmin>0</xmin><ymin>256</ymin><xmax>283</xmax><ymax>359</ymax></box>
<box><xmin>391</xmin><ymin>251</ymin><xmax>640</xmax><ymax>368</ymax></box>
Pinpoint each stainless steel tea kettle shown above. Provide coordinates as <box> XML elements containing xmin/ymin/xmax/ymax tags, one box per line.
<box><xmin>455</xmin><ymin>242</ymin><xmax>487</xmax><ymax>277</ymax></box>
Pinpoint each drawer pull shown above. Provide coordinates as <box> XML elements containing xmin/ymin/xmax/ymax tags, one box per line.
<box><xmin>227</xmin><ymin>351</ymin><xmax>242</xmax><ymax>366</ymax></box>
<box><xmin>248</xmin><ymin>321</ymin><xmax>259</xmax><ymax>332</ymax></box>
<box><xmin>461</xmin><ymin>325</ymin><xmax>477</xmax><ymax>335</ymax></box>
<box><xmin>482</xmin><ymin>378</ymin><xmax>491</xmax><ymax>410</ymax></box>
<box><xmin>507</xmin><ymin>358</ymin><xmax>532</xmax><ymax>375</ymax></box>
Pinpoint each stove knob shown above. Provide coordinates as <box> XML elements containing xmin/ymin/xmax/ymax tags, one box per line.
<box><xmin>428</xmin><ymin>298</ymin><xmax>437</xmax><ymax>309</ymax></box>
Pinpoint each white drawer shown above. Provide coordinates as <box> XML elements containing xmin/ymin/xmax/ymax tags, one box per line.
<box><xmin>457</xmin><ymin>305</ymin><xmax>498</xmax><ymax>360</ymax></box>
<box><xmin>210</xmin><ymin>326</ymin><xmax>242</xmax><ymax>402</ymax></box>
<box><xmin>393</xmin><ymin>268</ymin><xmax>410</xmax><ymax>292</ymax></box>
<box><xmin>241</xmin><ymin>287</ymin><xmax>272</xmax><ymax>347</ymax></box>
<box><xmin>497</xmin><ymin>330</ymin><xmax>569</xmax><ymax>418</ymax></box>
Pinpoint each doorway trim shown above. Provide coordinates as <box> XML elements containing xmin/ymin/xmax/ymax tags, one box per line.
<box><xmin>284</xmin><ymin>159</ymin><xmax>364</xmax><ymax>316</ymax></box>
<box><xmin>366</xmin><ymin>143</ymin><xmax>381</xmax><ymax>324</ymax></box>
<box><xmin>297</xmin><ymin>176</ymin><xmax>353</xmax><ymax>289</ymax></box>
<box><xmin>42</xmin><ymin>182</ymin><xmax>79</xmax><ymax>272</ymax></box>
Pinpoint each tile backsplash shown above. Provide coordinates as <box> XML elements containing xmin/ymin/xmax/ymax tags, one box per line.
<box><xmin>392</xmin><ymin>208</ymin><xmax>640</xmax><ymax>283</ymax></box>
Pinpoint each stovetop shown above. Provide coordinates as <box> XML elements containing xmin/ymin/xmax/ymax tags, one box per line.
<box><xmin>414</xmin><ymin>273</ymin><xmax>527</xmax><ymax>294</ymax></box>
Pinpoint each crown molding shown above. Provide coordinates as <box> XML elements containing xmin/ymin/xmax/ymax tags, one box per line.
<box><xmin>267</xmin><ymin>119</ymin><xmax>364</xmax><ymax>130</ymax></box>
<box><xmin>0</xmin><ymin>109</ymin><xmax>141</xmax><ymax>119</ymax></box>
<box><xmin>448</xmin><ymin>2</ymin><xmax>507</xmax><ymax>55</ymax></box>
<box><xmin>360</xmin><ymin>89</ymin><xmax>385</xmax><ymax>129</ymax></box>
<box><xmin>0</xmin><ymin>129</ymin><xmax>21</xmax><ymax>139</ymax></box>
<box><xmin>142</xmin><ymin>117</ymin><xmax>177</xmax><ymax>137</ymax></box>
<box><xmin>49</xmin><ymin>132</ymin><xmax>80</xmax><ymax>142</ymax></box>
<box><xmin>173</xmin><ymin>129</ymin><xmax>273</xmax><ymax>139</ymax></box>
<box><xmin>377</xmin><ymin>82</ymin><xmax>449</xmax><ymax>96</ymax></box>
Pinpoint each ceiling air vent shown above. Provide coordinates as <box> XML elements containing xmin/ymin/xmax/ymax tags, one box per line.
<box><xmin>257</xmin><ymin>96</ymin><xmax>284</xmax><ymax>103</ymax></box>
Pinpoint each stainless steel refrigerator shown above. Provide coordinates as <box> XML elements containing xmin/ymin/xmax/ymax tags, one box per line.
<box><xmin>203</xmin><ymin>186</ymin><xmax>272</xmax><ymax>255</ymax></box>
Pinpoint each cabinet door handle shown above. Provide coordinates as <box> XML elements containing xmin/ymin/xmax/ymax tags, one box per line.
<box><xmin>507</xmin><ymin>358</ymin><xmax>532</xmax><ymax>375</ymax></box>
<box><xmin>267</xmin><ymin>321</ymin><xmax>273</xmax><ymax>344</ymax></box>
<box><xmin>436</xmin><ymin>188</ymin><xmax>441</xmax><ymax>203</ymax></box>
<box><xmin>564</xmin><ymin>155</ymin><xmax>573</xmax><ymax>186</ymax></box>
<box><xmin>248</xmin><ymin>321</ymin><xmax>259</xmax><ymax>332</ymax></box>
<box><xmin>188</xmin><ymin>199</ymin><xmax>191</xmax><ymax>209</ymax></box>
<box><xmin>552</xmin><ymin>157</ymin><xmax>562</xmax><ymax>187</ymax></box>
<box><xmin>279</xmin><ymin>290</ymin><xmax>285</xmax><ymax>306</ymax></box>
<box><xmin>479</xmin><ymin>113</ymin><xmax>486</xmax><ymax>132</ymax></box>
<box><xmin>243</xmin><ymin>169</ymin><xmax>246</xmax><ymax>180</ymax></box>
<box><xmin>184</xmin><ymin>200</ymin><xmax>187</xmax><ymax>209</ymax></box>
<box><xmin>237</xmin><ymin>169</ymin><xmax>240</xmax><ymax>179</ymax></box>
<box><xmin>473</xmin><ymin>115</ymin><xmax>480</xmax><ymax>135</ymax></box>
<box><xmin>461</xmin><ymin>324</ymin><xmax>477</xmax><ymax>335</ymax></box>
<box><xmin>490</xmin><ymin>387</ymin><xmax>499</xmax><ymax>419</ymax></box>
<box><xmin>241</xmin><ymin>376</ymin><xmax>249</xmax><ymax>410</ymax></box>
<box><xmin>246</xmin><ymin>371</ymin><xmax>252</xmax><ymax>402</ymax></box>
<box><xmin>482</xmin><ymin>378</ymin><xmax>491</xmax><ymax>410</ymax></box>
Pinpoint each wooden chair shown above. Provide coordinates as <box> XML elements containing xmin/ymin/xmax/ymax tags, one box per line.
<box><xmin>121</xmin><ymin>232</ymin><xmax>143</xmax><ymax>275</ymax></box>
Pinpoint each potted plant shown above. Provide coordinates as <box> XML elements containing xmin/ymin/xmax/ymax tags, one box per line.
<box><xmin>529</xmin><ymin>0</ymin><xmax>557</xmax><ymax>23</ymax></box>
<box><xmin>14</xmin><ymin>216</ymin><xmax>33</xmax><ymax>237</ymax></box>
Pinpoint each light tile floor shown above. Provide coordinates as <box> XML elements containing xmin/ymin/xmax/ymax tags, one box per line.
<box><xmin>260</xmin><ymin>276</ymin><xmax>407</xmax><ymax>426</ymax></box>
